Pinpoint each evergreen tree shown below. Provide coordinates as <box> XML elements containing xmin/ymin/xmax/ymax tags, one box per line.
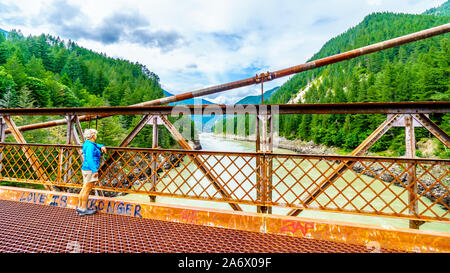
<box><xmin>0</xmin><ymin>43</ymin><xmax>9</xmax><ymax>65</ymax></box>
<box><xmin>4</xmin><ymin>54</ymin><xmax>27</xmax><ymax>88</ymax></box>
<box><xmin>25</xmin><ymin>56</ymin><xmax>46</xmax><ymax>79</ymax></box>
<box><xmin>24</xmin><ymin>77</ymin><xmax>50</xmax><ymax>107</ymax></box>
<box><xmin>61</xmin><ymin>52</ymin><xmax>82</xmax><ymax>83</ymax></box>
<box><xmin>0</xmin><ymin>67</ymin><xmax>17</xmax><ymax>95</ymax></box>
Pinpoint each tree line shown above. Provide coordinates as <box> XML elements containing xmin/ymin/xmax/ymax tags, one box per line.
<box><xmin>0</xmin><ymin>30</ymin><xmax>180</xmax><ymax>148</ymax></box>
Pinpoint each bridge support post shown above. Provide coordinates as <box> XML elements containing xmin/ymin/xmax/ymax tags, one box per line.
<box><xmin>258</xmin><ymin>108</ymin><xmax>273</xmax><ymax>214</ymax></box>
<box><xmin>149</xmin><ymin>115</ymin><xmax>158</xmax><ymax>203</ymax></box>
<box><xmin>74</xmin><ymin>115</ymin><xmax>85</xmax><ymax>143</ymax></box>
<box><xmin>0</xmin><ymin>116</ymin><xmax>5</xmax><ymax>174</ymax></box>
<box><xmin>256</xmin><ymin>109</ymin><xmax>263</xmax><ymax>213</ymax></box>
<box><xmin>70</xmin><ymin>115</ymin><xmax>85</xmax><ymax>163</ymax></box>
<box><xmin>119</xmin><ymin>114</ymin><xmax>152</xmax><ymax>147</ymax></box>
<box><xmin>405</xmin><ymin>115</ymin><xmax>424</xmax><ymax>229</ymax></box>
<box><xmin>0</xmin><ymin>116</ymin><xmax>5</xmax><ymax>142</ymax></box>
<box><xmin>63</xmin><ymin>115</ymin><xmax>75</xmax><ymax>185</ymax></box>
<box><xmin>267</xmin><ymin>112</ymin><xmax>273</xmax><ymax>214</ymax></box>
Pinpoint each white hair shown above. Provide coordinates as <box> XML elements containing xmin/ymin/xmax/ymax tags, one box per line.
<box><xmin>84</xmin><ymin>129</ymin><xmax>98</xmax><ymax>140</ymax></box>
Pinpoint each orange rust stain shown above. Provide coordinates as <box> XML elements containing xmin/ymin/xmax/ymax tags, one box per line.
<box><xmin>1</xmin><ymin>186</ymin><xmax>450</xmax><ymax>252</ymax></box>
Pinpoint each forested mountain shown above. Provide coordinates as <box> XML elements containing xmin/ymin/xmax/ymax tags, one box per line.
<box><xmin>162</xmin><ymin>89</ymin><xmax>210</xmax><ymax>134</ymax></box>
<box><xmin>234</xmin><ymin>86</ymin><xmax>279</xmax><ymax>105</ymax></box>
<box><xmin>0</xmin><ymin>30</ymin><xmax>178</xmax><ymax>148</ymax></box>
<box><xmin>263</xmin><ymin>6</ymin><xmax>450</xmax><ymax>157</ymax></box>
<box><xmin>424</xmin><ymin>0</ymin><xmax>450</xmax><ymax>15</ymax></box>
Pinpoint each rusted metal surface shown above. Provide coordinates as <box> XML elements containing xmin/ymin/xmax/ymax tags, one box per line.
<box><xmin>404</xmin><ymin>115</ymin><xmax>424</xmax><ymax>229</ymax></box>
<box><xmin>412</xmin><ymin>113</ymin><xmax>450</xmax><ymax>148</ymax></box>
<box><xmin>1</xmin><ymin>143</ymin><xmax>448</xmax><ymax>222</ymax></box>
<box><xmin>1</xmin><ymin>101</ymin><xmax>450</xmax><ymax>135</ymax></box>
<box><xmin>1</xmin><ymin>186</ymin><xmax>450</xmax><ymax>252</ymax></box>
<box><xmin>0</xmin><ymin>24</ymin><xmax>448</xmax><ymax>254</ymax></box>
<box><xmin>120</xmin><ymin>114</ymin><xmax>153</xmax><ymax>147</ymax></box>
<box><xmin>0</xmin><ymin>198</ymin><xmax>406</xmax><ymax>253</ymax></box>
<box><xmin>1</xmin><ymin>101</ymin><xmax>450</xmax><ymax>117</ymax></box>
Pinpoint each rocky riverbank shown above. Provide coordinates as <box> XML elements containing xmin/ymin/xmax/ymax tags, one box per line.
<box><xmin>213</xmin><ymin>133</ymin><xmax>449</xmax><ymax>209</ymax></box>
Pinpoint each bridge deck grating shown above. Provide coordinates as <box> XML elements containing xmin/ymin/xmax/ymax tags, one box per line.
<box><xmin>0</xmin><ymin>199</ymin><xmax>406</xmax><ymax>253</ymax></box>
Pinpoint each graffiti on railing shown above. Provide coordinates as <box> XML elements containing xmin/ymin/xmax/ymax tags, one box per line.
<box><xmin>280</xmin><ymin>220</ymin><xmax>315</xmax><ymax>237</ymax></box>
<box><xmin>87</xmin><ymin>199</ymin><xmax>143</xmax><ymax>218</ymax></box>
<box><xmin>1</xmin><ymin>143</ymin><xmax>449</xmax><ymax>223</ymax></box>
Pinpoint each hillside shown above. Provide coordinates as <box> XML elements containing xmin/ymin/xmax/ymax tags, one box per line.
<box><xmin>234</xmin><ymin>86</ymin><xmax>279</xmax><ymax>105</ymax></box>
<box><xmin>0</xmin><ymin>29</ymin><xmax>7</xmax><ymax>38</ymax></box>
<box><xmin>0</xmin><ymin>29</ymin><xmax>180</xmax><ymax>148</ymax></box>
<box><xmin>164</xmin><ymin>86</ymin><xmax>279</xmax><ymax>132</ymax></box>
<box><xmin>424</xmin><ymin>1</ymin><xmax>450</xmax><ymax>15</ymax></box>
<box><xmin>163</xmin><ymin>90</ymin><xmax>216</xmax><ymax>106</ymax></box>
<box><xmin>163</xmin><ymin>90</ymin><xmax>216</xmax><ymax>132</ymax></box>
<box><xmin>264</xmin><ymin>6</ymin><xmax>450</xmax><ymax>157</ymax></box>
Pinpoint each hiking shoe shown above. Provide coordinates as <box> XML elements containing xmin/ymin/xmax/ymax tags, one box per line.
<box><xmin>76</xmin><ymin>208</ymin><xmax>97</xmax><ymax>216</ymax></box>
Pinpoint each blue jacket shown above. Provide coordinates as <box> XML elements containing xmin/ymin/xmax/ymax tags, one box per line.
<box><xmin>81</xmin><ymin>140</ymin><xmax>104</xmax><ymax>173</ymax></box>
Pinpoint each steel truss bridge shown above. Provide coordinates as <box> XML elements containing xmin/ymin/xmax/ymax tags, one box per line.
<box><xmin>0</xmin><ymin>23</ymin><xmax>449</xmax><ymax>253</ymax></box>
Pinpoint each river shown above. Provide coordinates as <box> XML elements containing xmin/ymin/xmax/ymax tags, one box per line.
<box><xmin>118</xmin><ymin>132</ymin><xmax>449</xmax><ymax>233</ymax></box>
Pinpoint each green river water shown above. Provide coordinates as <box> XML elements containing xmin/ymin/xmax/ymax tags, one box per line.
<box><xmin>118</xmin><ymin>133</ymin><xmax>450</xmax><ymax>233</ymax></box>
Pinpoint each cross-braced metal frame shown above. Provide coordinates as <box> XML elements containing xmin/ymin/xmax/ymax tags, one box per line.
<box><xmin>1</xmin><ymin>23</ymin><xmax>450</xmax><ymax>229</ymax></box>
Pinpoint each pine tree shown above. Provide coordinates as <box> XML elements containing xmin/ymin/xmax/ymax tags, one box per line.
<box><xmin>25</xmin><ymin>56</ymin><xmax>46</xmax><ymax>79</ymax></box>
<box><xmin>25</xmin><ymin>77</ymin><xmax>50</xmax><ymax>107</ymax></box>
<box><xmin>0</xmin><ymin>43</ymin><xmax>9</xmax><ymax>65</ymax></box>
<box><xmin>4</xmin><ymin>54</ymin><xmax>27</xmax><ymax>88</ymax></box>
<box><xmin>0</xmin><ymin>67</ymin><xmax>17</xmax><ymax>96</ymax></box>
<box><xmin>61</xmin><ymin>52</ymin><xmax>82</xmax><ymax>83</ymax></box>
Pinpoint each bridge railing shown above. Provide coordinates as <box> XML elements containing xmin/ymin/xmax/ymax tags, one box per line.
<box><xmin>0</xmin><ymin>142</ymin><xmax>448</xmax><ymax>222</ymax></box>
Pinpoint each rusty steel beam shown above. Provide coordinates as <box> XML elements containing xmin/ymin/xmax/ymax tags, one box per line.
<box><xmin>74</xmin><ymin>116</ymin><xmax>85</xmax><ymax>143</ymax></box>
<box><xmin>119</xmin><ymin>114</ymin><xmax>153</xmax><ymax>147</ymax></box>
<box><xmin>1</xmin><ymin>101</ymin><xmax>450</xmax><ymax>118</ymax></box>
<box><xmin>1</xmin><ymin>23</ymin><xmax>449</xmax><ymax>133</ymax></box>
<box><xmin>149</xmin><ymin>116</ymin><xmax>159</xmax><ymax>202</ymax></box>
<box><xmin>412</xmin><ymin>113</ymin><xmax>450</xmax><ymax>148</ymax></box>
<box><xmin>0</xmin><ymin>117</ymin><xmax>5</xmax><ymax>142</ymax></box>
<box><xmin>404</xmin><ymin>115</ymin><xmax>424</xmax><ymax>229</ymax></box>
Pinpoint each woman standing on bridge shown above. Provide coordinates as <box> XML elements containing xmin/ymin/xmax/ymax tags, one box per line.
<box><xmin>76</xmin><ymin>129</ymin><xmax>107</xmax><ymax>216</ymax></box>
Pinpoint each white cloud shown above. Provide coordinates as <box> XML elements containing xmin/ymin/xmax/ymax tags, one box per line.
<box><xmin>0</xmin><ymin>0</ymin><xmax>446</xmax><ymax>104</ymax></box>
<box><xmin>367</xmin><ymin>0</ymin><xmax>383</xmax><ymax>5</ymax></box>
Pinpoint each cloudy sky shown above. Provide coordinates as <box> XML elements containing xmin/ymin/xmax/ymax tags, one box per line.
<box><xmin>0</xmin><ymin>0</ymin><xmax>446</xmax><ymax>104</ymax></box>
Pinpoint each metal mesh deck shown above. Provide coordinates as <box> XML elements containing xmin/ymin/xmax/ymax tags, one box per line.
<box><xmin>0</xmin><ymin>199</ymin><xmax>405</xmax><ymax>253</ymax></box>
